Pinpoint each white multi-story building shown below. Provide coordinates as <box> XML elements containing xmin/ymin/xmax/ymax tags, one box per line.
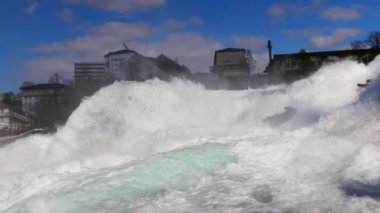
<box><xmin>74</xmin><ymin>62</ymin><xmax>107</xmax><ymax>83</ymax></box>
<box><xmin>104</xmin><ymin>47</ymin><xmax>189</xmax><ymax>81</ymax></box>
<box><xmin>0</xmin><ymin>102</ymin><xmax>31</xmax><ymax>130</ymax></box>
<box><xmin>104</xmin><ymin>48</ymin><xmax>138</xmax><ymax>80</ymax></box>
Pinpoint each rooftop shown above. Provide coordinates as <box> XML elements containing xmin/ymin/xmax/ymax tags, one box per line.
<box><xmin>20</xmin><ymin>83</ymin><xmax>69</xmax><ymax>91</ymax></box>
<box><xmin>215</xmin><ymin>48</ymin><xmax>247</xmax><ymax>53</ymax></box>
<box><xmin>155</xmin><ymin>54</ymin><xmax>181</xmax><ymax>69</ymax></box>
<box><xmin>273</xmin><ymin>48</ymin><xmax>380</xmax><ymax>59</ymax></box>
<box><xmin>104</xmin><ymin>48</ymin><xmax>137</xmax><ymax>57</ymax></box>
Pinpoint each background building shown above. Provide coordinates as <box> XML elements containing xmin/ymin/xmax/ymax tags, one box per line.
<box><xmin>0</xmin><ymin>102</ymin><xmax>31</xmax><ymax>132</ymax></box>
<box><xmin>105</xmin><ymin>48</ymin><xmax>138</xmax><ymax>80</ymax></box>
<box><xmin>74</xmin><ymin>62</ymin><xmax>107</xmax><ymax>83</ymax></box>
<box><xmin>20</xmin><ymin>83</ymin><xmax>70</xmax><ymax>128</ymax></box>
<box><xmin>210</xmin><ymin>48</ymin><xmax>254</xmax><ymax>78</ymax></box>
<box><xmin>20</xmin><ymin>83</ymin><xmax>68</xmax><ymax>115</ymax></box>
<box><xmin>121</xmin><ymin>53</ymin><xmax>189</xmax><ymax>81</ymax></box>
<box><xmin>155</xmin><ymin>54</ymin><xmax>190</xmax><ymax>76</ymax></box>
<box><xmin>265</xmin><ymin>48</ymin><xmax>380</xmax><ymax>83</ymax></box>
<box><xmin>105</xmin><ymin>47</ymin><xmax>189</xmax><ymax>82</ymax></box>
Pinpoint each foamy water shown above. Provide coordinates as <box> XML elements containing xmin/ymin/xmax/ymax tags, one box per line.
<box><xmin>1</xmin><ymin>58</ymin><xmax>380</xmax><ymax>212</ymax></box>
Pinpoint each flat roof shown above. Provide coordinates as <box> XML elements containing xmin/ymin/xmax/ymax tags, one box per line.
<box><xmin>215</xmin><ymin>48</ymin><xmax>246</xmax><ymax>53</ymax></box>
<box><xmin>20</xmin><ymin>83</ymin><xmax>69</xmax><ymax>90</ymax></box>
<box><xmin>104</xmin><ymin>49</ymin><xmax>136</xmax><ymax>57</ymax></box>
<box><xmin>273</xmin><ymin>48</ymin><xmax>380</xmax><ymax>58</ymax></box>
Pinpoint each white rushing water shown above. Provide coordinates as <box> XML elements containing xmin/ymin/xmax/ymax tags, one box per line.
<box><xmin>1</xmin><ymin>58</ymin><xmax>380</xmax><ymax>212</ymax></box>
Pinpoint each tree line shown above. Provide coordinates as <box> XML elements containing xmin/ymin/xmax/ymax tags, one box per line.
<box><xmin>351</xmin><ymin>31</ymin><xmax>380</xmax><ymax>50</ymax></box>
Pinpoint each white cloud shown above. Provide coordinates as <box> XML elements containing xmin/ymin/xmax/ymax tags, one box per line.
<box><xmin>267</xmin><ymin>1</ymin><xmax>364</xmax><ymax>23</ymax></box>
<box><xmin>64</xmin><ymin>0</ymin><xmax>165</xmax><ymax>12</ymax></box>
<box><xmin>26</xmin><ymin>21</ymin><xmax>222</xmax><ymax>82</ymax></box>
<box><xmin>310</xmin><ymin>28</ymin><xmax>361</xmax><ymax>48</ymax></box>
<box><xmin>282</xmin><ymin>28</ymin><xmax>320</xmax><ymax>38</ymax></box>
<box><xmin>232</xmin><ymin>36</ymin><xmax>268</xmax><ymax>52</ymax></box>
<box><xmin>164</xmin><ymin>19</ymin><xmax>186</xmax><ymax>29</ymax></box>
<box><xmin>188</xmin><ymin>16</ymin><xmax>203</xmax><ymax>25</ymax></box>
<box><xmin>321</xmin><ymin>6</ymin><xmax>361</xmax><ymax>21</ymax></box>
<box><xmin>34</xmin><ymin>22</ymin><xmax>153</xmax><ymax>54</ymax></box>
<box><xmin>92</xmin><ymin>22</ymin><xmax>153</xmax><ymax>39</ymax></box>
<box><xmin>58</xmin><ymin>9</ymin><xmax>75</xmax><ymax>23</ymax></box>
<box><xmin>267</xmin><ymin>5</ymin><xmax>286</xmax><ymax>18</ymax></box>
<box><xmin>27</xmin><ymin>22</ymin><xmax>154</xmax><ymax>82</ymax></box>
<box><xmin>267</xmin><ymin>1</ymin><xmax>318</xmax><ymax>21</ymax></box>
<box><xmin>25</xmin><ymin>1</ymin><xmax>39</xmax><ymax>15</ymax></box>
<box><xmin>163</xmin><ymin>17</ymin><xmax>203</xmax><ymax>29</ymax></box>
<box><xmin>312</xmin><ymin>0</ymin><xmax>324</xmax><ymax>6</ymax></box>
<box><xmin>137</xmin><ymin>33</ymin><xmax>222</xmax><ymax>72</ymax></box>
<box><xmin>25</xmin><ymin>56</ymin><xmax>75</xmax><ymax>82</ymax></box>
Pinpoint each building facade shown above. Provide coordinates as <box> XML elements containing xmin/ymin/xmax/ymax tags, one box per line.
<box><xmin>105</xmin><ymin>47</ymin><xmax>189</xmax><ymax>82</ymax></box>
<box><xmin>0</xmin><ymin>102</ymin><xmax>31</xmax><ymax>131</ymax></box>
<box><xmin>104</xmin><ymin>48</ymin><xmax>138</xmax><ymax>80</ymax></box>
<box><xmin>20</xmin><ymin>83</ymin><xmax>68</xmax><ymax>114</ymax></box>
<box><xmin>74</xmin><ymin>62</ymin><xmax>107</xmax><ymax>83</ymax></box>
<box><xmin>121</xmin><ymin>54</ymin><xmax>165</xmax><ymax>81</ymax></box>
<box><xmin>210</xmin><ymin>48</ymin><xmax>254</xmax><ymax>78</ymax></box>
<box><xmin>155</xmin><ymin>54</ymin><xmax>190</xmax><ymax>75</ymax></box>
<box><xmin>265</xmin><ymin>48</ymin><xmax>380</xmax><ymax>83</ymax></box>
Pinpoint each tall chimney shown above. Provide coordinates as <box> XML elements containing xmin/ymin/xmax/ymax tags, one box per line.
<box><xmin>267</xmin><ymin>40</ymin><xmax>273</xmax><ymax>62</ymax></box>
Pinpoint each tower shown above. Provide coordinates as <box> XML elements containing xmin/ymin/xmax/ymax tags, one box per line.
<box><xmin>267</xmin><ymin>40</ymin><xmax>273</xmax><ymax>62</ymax></box>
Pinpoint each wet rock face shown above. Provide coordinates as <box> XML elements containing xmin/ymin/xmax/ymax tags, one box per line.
<box><xmin>251</xmin><ymin>186</ymin><xmax>273</xmax><ymax>203</ymax></box>
<box><xmin>341</xmin><ymin>181</ymin><xmax>380</xmax><ymax>199</ymax></box>
<box><xmin>357</xmin><ymin>79</ymin><xmax>372</xmax><ymax>88</ymax></box>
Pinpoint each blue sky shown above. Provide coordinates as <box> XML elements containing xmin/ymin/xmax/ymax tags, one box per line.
<box><xmin>1</xmin><ymin>0</ymin><xmax>379</xmax><ymax>92</ymax></box>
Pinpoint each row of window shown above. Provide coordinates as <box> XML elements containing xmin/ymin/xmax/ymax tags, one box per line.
<box><xmin>23</xmin><ymin>96</ymin><xmax>40</xmax><ymax>101</ymax></box>
<box><xmin>0</xmin><ymin>117</ymin><xmax>9</xmax><ymax>122</ymax></box>
<box><xmin>0</xmin><ymin>109</ymin><xmax>9</xmax><ymax>113</ymax></box>
<box><xmin>23</xmin><ymin>102</ymin><xmax>36</xmax><ymax>110</ymax></box>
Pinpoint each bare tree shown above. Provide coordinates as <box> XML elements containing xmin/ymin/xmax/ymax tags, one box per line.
<box><xmin>48</xmin><ymin>73</ymin><xmax>69</xmax><ymax>84</ymax></box>
<box><xmin>351</xmin><ymin>40</ymin><xmax>367</xmax><ymax>50</ymax></box>
<box><xmin>366</xmin><ymin>31</ymin><xmax>380</xmax><ymax>49</ymax></box>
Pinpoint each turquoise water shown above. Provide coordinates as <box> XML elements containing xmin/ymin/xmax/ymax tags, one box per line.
<box><xmin>6</xmin><ymin>143</ymin><xmax>236</xmax><ymax>213</ymax></box>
